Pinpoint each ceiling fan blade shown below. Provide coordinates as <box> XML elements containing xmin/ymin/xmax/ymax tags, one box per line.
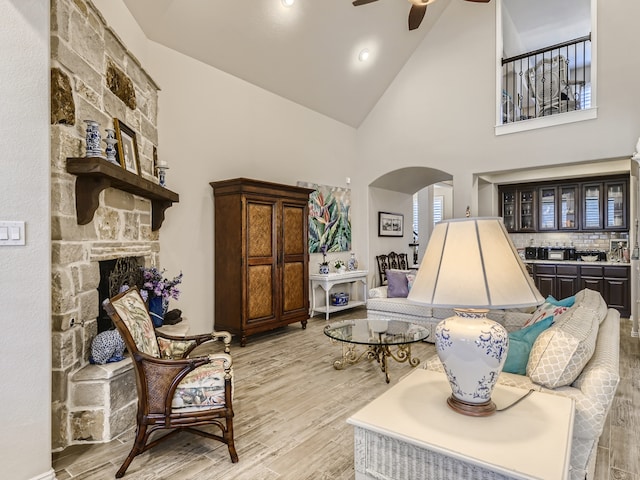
<box><xmin>352</xmin><ymin>0</ymin><xmax>379</xmax><ymax>6</ymax></box>
<box><xmin>408</xmin><ymin>4</ymin><xmax>427</xmax><ymax>31</ymax></box>
<box><xmin>464</xmin><ymin>0</ymin><xmax>491</xmax><ymax>3</ymax></box>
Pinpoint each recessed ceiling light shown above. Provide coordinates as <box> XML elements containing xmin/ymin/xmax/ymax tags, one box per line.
<box><xmin>358</xmin><ymin>48</ymin><xmax>370</xmax><ymax>62</ymax></box>
<box><xmin>282</xmin><ymin>0</ymin><xmax>295</xmax><ymax>6</ymax></box>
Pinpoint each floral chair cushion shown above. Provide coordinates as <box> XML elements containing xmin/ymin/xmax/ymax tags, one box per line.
<box><xmin>172</xmin><ymin>359</ymin><xmax>227</xmax><ymax>409</ymax></box>
<box><xmin>111</xmin><ymin>289</ymin><xmax>161</xmax><ymax>358</ymax></box>
<box><xmin>157</xmin><ymin>338</ymin><xmax>197</xmax><ymax>359</ymax></box>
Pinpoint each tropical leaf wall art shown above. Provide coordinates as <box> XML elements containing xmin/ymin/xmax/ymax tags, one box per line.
<box><xmin>298</xmin><ymin>182</ymin><xmax>351</xmax><ymax>253</ymax></box>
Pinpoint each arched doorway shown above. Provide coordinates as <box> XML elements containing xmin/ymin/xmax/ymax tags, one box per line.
<box><xmin>368</xmin><ymin>166</ymin><xmax>452</xmax><ymax>282</ymax></box>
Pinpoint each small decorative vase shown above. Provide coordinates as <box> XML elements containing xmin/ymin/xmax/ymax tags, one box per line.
<box><xmin>319</xmin><ymin>264</ymin><xmax>330</xmax><ymax>274</ymax></box>
<box><xmin>84</xmin><ymin>120</ymin><xmax>103</xmax><ymax>158</ymax></box>
<box><xmin>337</xmin><ymin>265</ymin><xmax>347</xmax><ymax>274</ymax></box>
<box><xmin>347</xmin><ymin>253</ymin><xmax>358</xmax><ymax>271</ymax></box>
<box><xmin>104</xmin><ymin>129</ymin><xmax>118</xmax><ymax>165</ymax></box>
<box><xmin>435</xmin><ymin>308</ymin><xmax>509</xmax><ymax>416</ymax></box>
<box><xmin>148</xmin><ymin>296</ymin><xmax>168</xmax><ymax>328</ymax></box>
<box><xmin>157</xmin><ymin>165</ymin><xmax>169</xmax><ymax>187</ymax></box>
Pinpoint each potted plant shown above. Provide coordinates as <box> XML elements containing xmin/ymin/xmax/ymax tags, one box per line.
<box><xmin>138</xmin><ymin>266</ymin><xmax>183</xmax><ymax>327</ymax></box>
<box><xmin>334</xmin><ymin>259</ymin><xmax>346</xmax><ymax>273</ymax></box>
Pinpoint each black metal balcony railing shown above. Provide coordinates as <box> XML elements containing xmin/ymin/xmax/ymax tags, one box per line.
<box><xmin>501</xmin><ymin>35</ymin><xmax>591</xmax><ymax>124</ymax></box>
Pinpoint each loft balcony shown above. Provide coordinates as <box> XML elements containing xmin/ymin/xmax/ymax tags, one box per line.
<box><xmin>501</xmin><ymin>35</ymin><xmax>592</xmax><ymax>125</ymax></box>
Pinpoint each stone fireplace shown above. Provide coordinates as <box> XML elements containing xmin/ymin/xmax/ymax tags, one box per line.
<box><xmin>51</xmin><ymin>0</ymin><xmax>165</xmax><ymax>450</ymax></box>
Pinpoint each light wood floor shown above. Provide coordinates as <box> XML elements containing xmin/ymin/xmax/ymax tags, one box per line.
<box><xmin>53</xmin><ymin>308</ymin><xmax>639</xmax><ymax>480</ymax></box>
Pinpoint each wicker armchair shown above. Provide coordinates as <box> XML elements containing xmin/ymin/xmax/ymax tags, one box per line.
<box><xmin>103</xmin><ymin>287</ymin><xmax>238</xmax><ymax>478</ymax></box>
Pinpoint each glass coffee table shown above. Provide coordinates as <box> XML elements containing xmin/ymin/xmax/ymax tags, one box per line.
<box><xmin>323</xmin><ymin>318</ymin><xmax>429</xmax><ymax>383</ymax></box>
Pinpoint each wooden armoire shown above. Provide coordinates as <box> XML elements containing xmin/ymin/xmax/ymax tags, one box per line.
<box><xmin>210</xmin><ymin>178</ymin><xmax>314</xmax><ymax>346</ymax></box>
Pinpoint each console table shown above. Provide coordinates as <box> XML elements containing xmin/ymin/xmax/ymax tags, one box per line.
<box><xmin>309</xmin><ymin>270</ymin><xmax>368</xmax><ymax>320</ymax></box>
<box><xmin>348</xmin><ymin>369</ymin><xmax>574</xmax><ymax>480</ymax></box>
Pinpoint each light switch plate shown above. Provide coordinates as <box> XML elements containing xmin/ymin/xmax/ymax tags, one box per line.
<box><xmin>0</xmin><ymin>221</ymin><xmax>25</xmax><ymax>246</ymax></box>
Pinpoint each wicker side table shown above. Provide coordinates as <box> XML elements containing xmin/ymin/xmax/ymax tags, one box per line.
<box><xmin>348</xmin><ymin>369</ymin><xmax>574</xmax><ymax>480</ymax></box>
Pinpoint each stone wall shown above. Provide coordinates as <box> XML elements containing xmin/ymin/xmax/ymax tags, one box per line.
<box><xmin>50</xmin><ymin>0</ymin><xmax>161</xmax><ymax>450</ymax></box>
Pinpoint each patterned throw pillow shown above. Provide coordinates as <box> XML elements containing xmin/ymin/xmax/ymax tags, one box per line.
<box><xmin>527</xmin><ymin>289</ymin><xmax>606</xmax><ymax>388</ymax></box>
<box><xmin>523</xmin><ymin>301</ymin><xmax>569</xmax><ymax>328</ymax></box>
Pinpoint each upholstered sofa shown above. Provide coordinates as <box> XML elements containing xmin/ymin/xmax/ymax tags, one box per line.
<box><xmin>366</xmin><ymin>284</ymin><xmax>528</xmax><ymax>342</ymax></box>
<box><xmin>422</xmin><ymin>288</ymin><xmax>620</xmax><ymax>480</ymax></box>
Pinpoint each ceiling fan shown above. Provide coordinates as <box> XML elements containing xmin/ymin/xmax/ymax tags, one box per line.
<box><xmin>352</xmin><ymin>0</ymin><xmax>491</xmax><ymax>31</ymax></box>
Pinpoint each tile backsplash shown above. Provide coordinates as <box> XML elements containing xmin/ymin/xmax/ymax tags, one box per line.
<box><xmin>510</xmin><ymin>231</ymin><xmax>629</xmax><ymax>251</ymax></box>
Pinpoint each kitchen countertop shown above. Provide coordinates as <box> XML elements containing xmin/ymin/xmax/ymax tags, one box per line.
<box><xmin>523</xmin><ymin>259</ymin><xmax>631</xmax><ymax>266</ymax></box>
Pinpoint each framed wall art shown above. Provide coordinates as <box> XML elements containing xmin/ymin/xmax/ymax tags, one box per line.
<box><xmin>113</xmin><ymin>118</ymin><xmax>140</xmax><ymax>175</ymax></box>
<box><xmin>297</xmin><ymin>181</ymin><xmax>351</xmax><ymax>253</ymax></box>
<box><xmin>378</xmin><ymin>212</ymin><xmax>404</xmax><ymax>237</ymax></box>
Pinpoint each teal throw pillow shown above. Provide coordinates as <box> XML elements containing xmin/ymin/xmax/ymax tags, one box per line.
<box><xmin>546</xmin><ymin>294</ymin><xmax>576</xmax><ymax>308</ymax></box>
<box><xmin>503</xmin><ymin>316</ymin><xmax>554</xmax><ymax>375</ymax></box>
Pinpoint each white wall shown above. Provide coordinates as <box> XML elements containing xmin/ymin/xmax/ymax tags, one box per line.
<box><xmin>357</xmin><ymin>0</ymin><xmax>640</xmax><ymax>217</ymax></box>
<box><xmin>148</xmin><ymin>44</ymin><xmax>359</xmax><ymax>332</ymax></box>
<box><xmin>1</xmin><ymin>1</ymin><xmax>53</xmax><ymax>479</ymax></box>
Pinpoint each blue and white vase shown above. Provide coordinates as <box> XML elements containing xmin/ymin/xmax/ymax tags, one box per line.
<box><xmin>104</xmin><ymin>128</ymin><xmax>118</xmax><ymax>164</ymax></box>
<box><xmin>435</xmin><ymin>308</ymin><xmax>509</xmax><ymax>416</ymax></box>
<box><xmin>148</xmin><ymin>296</ymin><xmax>168</xmax><ymax>328</ymax></box>
<box><xmin>319</xmin><ymin>264</ymin><xmax>330</xmax><ymax>274</ymax></box>
<box><xmin>84</xmin><ymin>120</ymin><xmax>103</xmax><ymax>157</ymax></box>
<box><xmin>347</xmin><ymin>253</ymin><xmax>358</xmax><ymax>271</ymax></box>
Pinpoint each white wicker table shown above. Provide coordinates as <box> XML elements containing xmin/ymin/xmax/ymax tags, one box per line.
<box><xmin>348</xmin><ymin>369</ymin><xmax>574</xmax><ymax>480</ymax></box>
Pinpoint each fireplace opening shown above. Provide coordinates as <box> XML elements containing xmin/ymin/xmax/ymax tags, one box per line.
<box><xmin>97</xmin><ymin>257</ymin><xmax>143</xmax><ymax>333</ymax></box>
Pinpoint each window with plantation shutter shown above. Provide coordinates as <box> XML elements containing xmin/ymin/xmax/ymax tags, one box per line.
<box><xmin>433</xmin><ymin>195</ymin><xmax>444</xmax><ymax>226</ymax></box>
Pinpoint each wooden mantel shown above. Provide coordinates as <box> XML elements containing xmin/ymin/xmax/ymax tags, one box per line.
<box><xmin>66</xmin><ymin>157</ymin><xmax>179</xmax><ymax>231</ymax></box>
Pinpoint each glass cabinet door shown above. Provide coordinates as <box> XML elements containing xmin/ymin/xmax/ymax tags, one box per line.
<box><xmin>519</xmin><ymin>190</ymin><xmax>536</xmax><ymax>231</ymax></box>
<box><xmin>605</xmin><ymin>182</ymin><xmax>626</xmax><ymax>229</ymax></box>
<box><xmin>559</xmin><ymin>185</ymin><xmax>578</xmax><ymax>230</ymax></box>
<box><xmin>501</xmin><ymin>190</ymin><xmax>516</xmax><ymax>231</ymax></box>
<box><xmin>539</xmin><ymin>187</ymin><xmax>556</xmax><ymax>230</ymax></box>
<box><xmin>582</xmin><ymin>183</ymin><xmax>603</xmax><ymax>230</ymax></box>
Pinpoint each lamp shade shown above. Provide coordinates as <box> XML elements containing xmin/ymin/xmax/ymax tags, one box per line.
<box><xmin>407</xmin><ymin>217</ymin><xmax>543</xmax><ymax>309</ymax></box>
<box><xmin>408</xmin><ymin>217</ymin><xmax>543</xmax><ymax>416</ymax></box>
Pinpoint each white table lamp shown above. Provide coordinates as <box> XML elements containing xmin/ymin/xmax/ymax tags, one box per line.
<box><xmin>408</xmin><ymin>217</ymin><xmax>543</xmax><ymax>416</ymax></box>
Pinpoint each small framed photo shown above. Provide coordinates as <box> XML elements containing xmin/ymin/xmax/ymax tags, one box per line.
<box><xmin>609</xmin><ymin>239</ymin><xmax>628</xmax><ymax>252</ymax></box>
<box><xmin>378</xmin><ymin>212</ymin><xmax>404</xmax><ymax>237</ymax></box>
<box><xmin>113</xmin><ymin>119</ymin><xmax>140</xmax><ymax>175</ymax></box>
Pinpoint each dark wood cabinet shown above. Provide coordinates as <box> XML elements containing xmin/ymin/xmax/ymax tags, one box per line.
<box><xmin>531</xmin><ymin>263</ymin><xmax>629</xmax><ymax>317</ymax></box>
<box><xmin>499</xmin><ymin>175</ymin><xmax>628</xmax><ymax>232</ymax></box>
<box><xmin>533</xmin><ymin>264</ymin><xmax>556</xmax><ymax>298</ymax></box>
<box><xmin>533</xmin><ymin>264</ymin><xmax>579</xmax><ymax>300</ymax></box>
<box><xmin>604</xmin><ymin>181</ymin><xmax>627</xmax><ymax>230</ymax></box>
<box><xmin>603</xmin><ymin>266</ymin><xmax>630</xmax><ymax>315</ymax></box>
<box><xmin>556</xmin><ymin>264</ymin><xmax>580</xmax><ymax>299</ymax></box>
<box><xmin>581</xmin><ymin>183</ymin><xmax>604</xmax><ymax>230</ymax></box>
<box><xmin>538</xmin><ymin>186</ymin><xmax>557</xmax><ymax>231</ymax></box>
<box><xmin>210</xmin><ymin>178</ymin><xmax>314</xmax><ymax>346</ymax></box>
<box><xmin>499</xmin><ymin>187</ymin><xmax>536</xmax><ymax>232</ymax></box>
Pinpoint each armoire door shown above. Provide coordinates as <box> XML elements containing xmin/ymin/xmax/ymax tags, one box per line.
<box><xmin>245</xmin><ymin>197</ymin><xmax>277</xmax><ymax>326</ymax></box>
<box><xmin>280</xmin><ymin>200</ymin><xmax>309</xmax><ymax>320</ymax></box>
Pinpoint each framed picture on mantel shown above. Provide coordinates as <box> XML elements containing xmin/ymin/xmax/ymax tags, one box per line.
<box><xmin>114</xmin><ymin>118</ymin><xmax>140</xmax><ymax>175</ymax></box>
<box><xmin>378</xmin><ymin>212</ymin><xmax>404</xmax><ymax>237</ymax></box>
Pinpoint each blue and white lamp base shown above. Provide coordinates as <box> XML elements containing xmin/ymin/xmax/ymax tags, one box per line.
<box><xmin>435</xmin><ymin>308</ymin><xmax>509</xmax><ymax>416</ymax></box>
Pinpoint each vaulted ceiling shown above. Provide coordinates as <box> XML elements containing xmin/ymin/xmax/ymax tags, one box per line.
<box><xmin>121</xmin><ymin>0</ymin><xmax>589</xmax><ymax>128</ymax></box>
